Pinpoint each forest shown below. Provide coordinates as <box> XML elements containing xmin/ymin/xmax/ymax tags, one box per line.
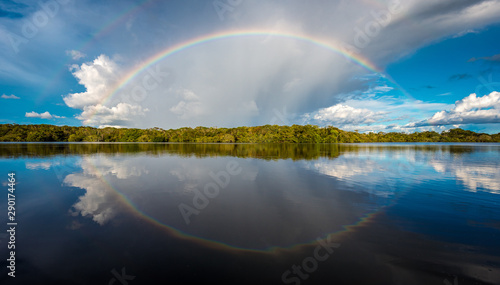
<box><xmin>0</xmin><ymin>123</ymin><xmax>499</xmax><ymax>143</ymax></box>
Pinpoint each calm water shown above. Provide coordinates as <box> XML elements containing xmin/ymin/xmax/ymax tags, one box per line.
<box><xmin>0</xmin><ymin>143</ymin><xmax>499</xmax><ymax>285</ymax></box>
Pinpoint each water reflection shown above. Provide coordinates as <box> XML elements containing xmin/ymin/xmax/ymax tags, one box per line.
<box><xmin>65</xmin><ymin>171</ymin><xmax>122</xmax><ymax>225</ymax></box>
<box><xmin>49</xmin><ymin>143</ymin><xmax>500</xmax><ymax>248</ymax></box>
<box><xmin>1</xmin><ymin>143</ymin><xmax>499</xmax><ymax>284</ymax></box>
<box><xmin>430</xmin><ymin>160</ymin><xmax>500</xmax><ymax>194</ymax></box>
<box><xmin>61</xmin><ymin>154</ymin><xmax>368</xmax><ymax>250</ymax></box>
<box><xmin>1</xmin><ymin>143</ymin><xmax>343</xmax><ymax>160</ymax></box>
<box><xmin>25</xmin><ymin>161</ymin><xmax>60</xmax><ymax>170</ymax></box>
<box><xmin>303</xmin><ymin>144</ymin><xmax>500</xmax><ymax>195</ymax></box>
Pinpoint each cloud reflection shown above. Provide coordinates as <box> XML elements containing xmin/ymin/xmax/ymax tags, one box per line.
<box><xmin>65</xmin><ymin>173</ymin><xmax>120</xmax><ymax>225</ymax></box>
<box><xmin>64</xmin><ymin>156</ymin><xmax>148</xmax><ymax>225</ymax></box>
<box><xmin>79</xmin><ymin>155</ymin><xmax>148</xmax><ymax>179</ymax></box>
<box><xmin>431</xmin><ymin>160</ymin><xmax>500</xmax><ymax>194</ymax></box>
<box><xmin>26</xmin><ymin>161</ymin><xmax>60</xmax><ymax>170</ymax></box>
<box><xmin>302</xmin><ymin>152</ymin><xmax>414</xmax><ymax>198</ymax></box>
<box><xmin>305</xmin><ymin>146</ymin><xmax>500</xmax><ymax>196</ymax></box>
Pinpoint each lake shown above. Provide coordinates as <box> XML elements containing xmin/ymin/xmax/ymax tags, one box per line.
<box><xmin>0</xmin><ymin>143</ymin><xmax>499</xmax><ymax>285</ymax></box>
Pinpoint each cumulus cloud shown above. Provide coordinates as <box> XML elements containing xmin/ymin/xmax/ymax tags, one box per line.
<box><xmin>66</xmin><ymin>50</ymin><xmax>86</xmax><ymax>60</ymax></box>
<box><xmin>410</xmin><ymin>91</ymin><xmax>500</xmax><ymax>127</ymax></box>
<box><xmin>302</xmin><ymin>83</ymin><xmax>451</xmax><ymax>131</ymax></box>
<box><xmin>77</xmin><ymin>103</ymin><xmax>148</xmax><ymax>126</ymax></box>
<box><xmin>1</xmin><ymin>94</ymin><xmax>19</xmax><ymax>99</ymax></box>
<box><xmin>307</xmin><ymin>104</ymin><xmax>386</xmax><ymax>126</ymax></box>
<box><xmin>25</xmin><ymin>111</ymin><xmax>65</xmax><ymax>119</ymax></box>
<box><xmin>63</xmin><ymin>55</ymin><xmax>120</xmax><ymax>109</ymax></box>
<box><xmin>63</xmin><ymin>55</ymin><xmax>150</xmax><ymax>127</ymax></box>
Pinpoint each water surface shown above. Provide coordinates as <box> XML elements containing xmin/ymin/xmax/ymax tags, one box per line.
<box><xmin>0</xmin><ymin>143</ymin><xmax>499</xmax><ymax>284</ymax></box>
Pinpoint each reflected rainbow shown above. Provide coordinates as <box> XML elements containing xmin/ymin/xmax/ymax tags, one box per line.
<box><xmin>86</xmin><ymin>157</ymin><xmax>383</xmax><ymax>255</ymax></box>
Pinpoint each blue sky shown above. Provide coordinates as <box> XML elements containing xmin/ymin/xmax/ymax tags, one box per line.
<box><xmin>1</xmin><ymin>0</ymin><xmax>500</xmax><ymax>133</ymax></box>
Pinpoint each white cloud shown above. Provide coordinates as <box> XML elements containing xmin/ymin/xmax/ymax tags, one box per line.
<box><xmin>63</xmin><ymin>55</ymin><xmax>152</xmax><ymax>127</ymax></box>
<box><xmin>309</xmin><ymin>104</ymin><xmax>386</xmax><ymax>126</ymax></box>
<box><xmin>25</xmin><ymin>111</ymin><xmax>65</xmax><ymax>119</ymax></box>
<box><xmin>333</xmin><ymin>123</ymin><xmax>450</xmax><ymax>134</ymax></box>
<box><xmin>302</xmin><ymin>84</ymin><xmax>455</xmax><ymax>132</ymax></box>
<box><xmin>411</xmin><ymin>91</ymin><xmax>500</xmax><ymax>127</ymax></box>
<box><xmin>66</xmin><ymin>50</ymin><xmax>86</xmax><ymax>60</ymax></box>
<box><xmin>63</xmin><ymin>55</ymin><xmax>120</xmax><ymax>109</ymax></box>
<box><xmin>77</xmin><ymin>103</ymin><xmax>148</xmax><ymax>126</ymax></box>
<box><xmin>454</xmin><ymin>91</ymin><xmax>500</xmax><ymax>112</ymax></box>
<box><xmin>1</xmin><ymin>94</ymin><xmax>19</xmax><ymax>99</ymax></box>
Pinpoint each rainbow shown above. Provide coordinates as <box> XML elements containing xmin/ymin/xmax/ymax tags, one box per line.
<box><xmin>96</xmin><ymin>29</ymin><xmax>382</xmax><ymax>109</ymax></box>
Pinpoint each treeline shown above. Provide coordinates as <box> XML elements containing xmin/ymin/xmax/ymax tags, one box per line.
<box><xmin>0</xmin><ymin>142</ymin><xmax>343</xmax><ymax>160</ymax></box>
<box><xmin>0</xmin><ymin>124</ymin><xmax>499</xmax><ymax>143</ymax></box>
<box><xmin>0</xmin><ymin>142</ymin><xmax>483</xmax><ymax>159</ymax></box>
